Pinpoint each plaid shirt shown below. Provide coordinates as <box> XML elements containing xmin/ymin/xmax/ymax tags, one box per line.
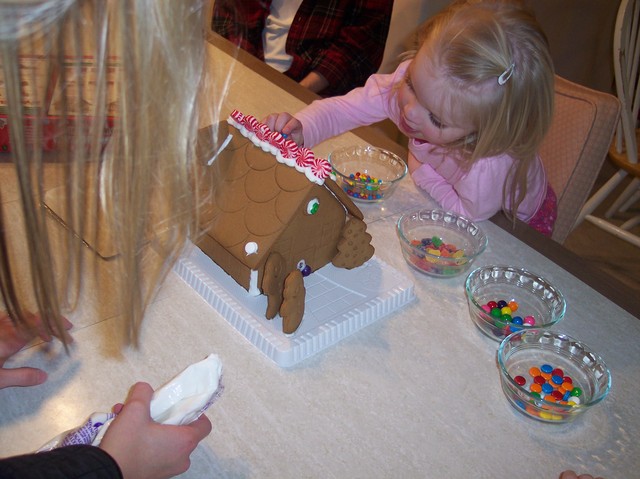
<box><xmin>212</xmin><ymin>0</ymin><xmax>394</xmax><ymax>97</ymax></box>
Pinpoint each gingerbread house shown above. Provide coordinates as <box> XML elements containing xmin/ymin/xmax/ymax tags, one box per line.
<box><xmin>195</xmin><ymin>111</ymin><xmax>374</xmax><ymax>334</ymax></box>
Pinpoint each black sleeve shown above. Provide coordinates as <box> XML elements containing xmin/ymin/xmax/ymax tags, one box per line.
<box><xmin>0</xmin><ymin>445</ymin><xmax>123</xmax><ymax>479</ymax></box>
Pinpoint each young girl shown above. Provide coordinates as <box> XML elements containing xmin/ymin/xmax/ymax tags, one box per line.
<box><xmin>264</xmin><ymin>0</ymin><xmax>557</xmax><ymax>236</ymax></box>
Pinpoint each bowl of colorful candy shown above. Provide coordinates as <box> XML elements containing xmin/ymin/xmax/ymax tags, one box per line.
<box><xmin>497</xmin><ymin>329</ymin><xmax>611</xmax><ymax>423</ymax></box>
<box><xmin>328</xmin><ymin>145</ymin><xmax>407</xmax><ymax>202</ymax></box>
<box><xmin>465</xmin><ymin>265</ymin><xmax>566</xmax><ymax>341</ymax></box>
<box><xmin>396</xmin><ymin>209</ymin><xmax>488</xmax><ymax>277</ymax></box>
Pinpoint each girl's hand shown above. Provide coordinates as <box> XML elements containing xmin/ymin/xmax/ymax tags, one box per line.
<box><xmin>100</xmin><ymin>382</ymin><xmax>212</xmax><ymax>479</ymax></box>
<box><xmin>0</xmin><ymin>312</ymin><xmax>73</xmax><ymax>389</ymax></box>
<box><xmin>263</xmin><ymin>112</ymin><xmax>305</xmax><ymax>146</ymax></box>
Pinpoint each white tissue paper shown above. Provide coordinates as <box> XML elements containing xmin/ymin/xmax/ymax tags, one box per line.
<box><xmin>37</xmin><ymin>353</ymin><xmax>223</xmax><ymax>452</ymax></box>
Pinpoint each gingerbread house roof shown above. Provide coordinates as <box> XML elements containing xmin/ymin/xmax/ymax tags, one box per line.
<box><xmin>196</xmin><ymin>118</ymin><xmax>362</xmax><ymax>271</ymax></box>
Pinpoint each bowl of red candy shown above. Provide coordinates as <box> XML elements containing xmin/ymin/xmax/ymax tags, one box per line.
<box><xmin>396</xmin><ymin>209</ymin><xmax>487</xmax><ymax>277</ymax></box>
<box><xmin>465</xmin><ymin>265</ymin><xmax>566</xmax><ymax>341</ymax></box>
<box><xmin>497</xmin><ymin>329</ymin><xmax>611</xmax><ymax>423</ymax></box>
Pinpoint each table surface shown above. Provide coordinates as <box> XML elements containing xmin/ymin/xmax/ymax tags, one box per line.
<box><xmin>1</xmin><ymin>33</ymin><xmax>639</xmax><ymax>479</ymax></box>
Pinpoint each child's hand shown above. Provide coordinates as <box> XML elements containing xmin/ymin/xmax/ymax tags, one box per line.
<box><xmin>0</xmin><ymin>312</ymin><xmax>73</xmax><ymax>389</ymax></box>
<box><xmin>263</xmin><ymin>112</ymin><xmax>304</xmax><ymax>146</ymax></box>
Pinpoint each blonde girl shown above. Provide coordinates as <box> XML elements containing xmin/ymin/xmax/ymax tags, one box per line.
<box><xmin>0</xmin><ymin>0</ymin><xmax>219</xmax><ymax>346</ymax></box>
<box><xmin>0</xmin><ymin>1</ymin><xmax>222</xmax><ymax>475</ymax></box>
<box><xmin>265</xmin><ymin>0</ymin><xmax>558</xmax><ymax>235</ymax></box>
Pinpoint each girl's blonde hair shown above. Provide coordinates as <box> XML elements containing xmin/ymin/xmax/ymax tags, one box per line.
<box><xmin>416</xmin><ymin>0</ymin><xmax>555</xmax><ymax>220</ymax></box>
<box><xmin>0</xmin><ymin>0</ymin><xmax>219</xmax><ymax>346</ymax></box>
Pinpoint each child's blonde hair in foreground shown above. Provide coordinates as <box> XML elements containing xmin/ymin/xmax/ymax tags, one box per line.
<box><xmin>416</xmin><ymin>0</ymin><xmax>554</xmax><ymax>220</ymax></box>
<box><xmin>0</xmin><ymin>0</ymin><xmax>221</xmax><ymax>346</ymax></box>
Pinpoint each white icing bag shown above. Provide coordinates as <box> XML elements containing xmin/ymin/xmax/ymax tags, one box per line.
<box><xmin>37</xmin><ymin>353</ymin><xmax>223</xmax><ymax>452</ymax></box>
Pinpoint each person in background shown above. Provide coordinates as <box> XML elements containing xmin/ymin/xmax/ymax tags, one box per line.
<box><xmin>264</xmin><ymin>0</ymin><xmax>558</xmax><ymax>236</ymax></box>
<box><xmin>0</xmin><ymin>0</ymin><xmax>223</xmax><ymax>476</ymax></box>
<box><xmin>212</xmin><ymin>0</ymin><xmax>394</xmax><ymax>97</ymax></box>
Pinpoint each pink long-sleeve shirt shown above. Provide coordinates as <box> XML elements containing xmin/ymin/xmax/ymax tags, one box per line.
<box><xmin>296</xmin><ymin>60</ymin><xmax>548</xmax><ymax>222</ymax></box>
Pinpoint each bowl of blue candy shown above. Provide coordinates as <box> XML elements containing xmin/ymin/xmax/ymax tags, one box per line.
<box><xmin>396</xmin><ymin>209</ymin><xmax>488</xmax><ymax>277</ymax></box>
<box><xmin>465</xmin><ymin>265</ymin><xmax>566</xmax><ymax>341</ymax></box>
<box><xmin>497</xmin><ymin>329</ymin><xmax>611</xmax><ymax>423</ymax></box>
<box><xmin>328</xmin><ymin>145</ymin><xmax>407</xmax><ymax>203</ymax></box>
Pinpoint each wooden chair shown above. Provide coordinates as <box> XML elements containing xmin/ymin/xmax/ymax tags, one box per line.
<box><xmin>540</xmin><ymin>76</ymin><xmax>620</xmax><ymax>243</ymax></box>
<box><xmin>576</xmin><ymin>0</ymin><xmax>640</xmax><ymax>247</ymax></box>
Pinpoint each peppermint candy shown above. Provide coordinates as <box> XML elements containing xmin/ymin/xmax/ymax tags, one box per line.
<box><xmin>256</xmin><ymin>123</ymin><xmax>271</xmax><ymax>142</ymax></box>
<box><xmin>243</xmin><ymin>115</ymin><xmax>260</xmax><ymax>133</ymax></box>
<box><xmin>295</xmin><ymin>147</ymin><xmax>315</xmax><ymax>171</ymax></box>
<box><xmin>226</xmin><ymin>110</ymin><xmax>330</xmax><ymax>185</ymax></box>
<box><xmin>311</xmin><ymin>157</ymin><xmax>332</xmax><ymax>180</ymax></box>
<box><xmin>230</xmin><ymin>109</ymin><xmax>244</xmax><ymax>124</ymax></box>
<box><xmin>283</xmin><ymin>139</ymin><xmax>299</xmax><ymax>161</ymax></box>
<box><xmin>270</xmin><ymin>131</ymin><xmax>288</xmax><ymax>156</ymax></box>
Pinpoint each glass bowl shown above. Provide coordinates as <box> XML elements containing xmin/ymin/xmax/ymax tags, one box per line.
<box><xmin>465</xmin><ymin>265</ymin><xmax>566</xmax><ymax>341</ymax></box>
<box><xmin>497</xmin><ymin>329</ymin><xmax>612</xmax><ymax>423</ymax></box>
<box><xmin>396</xmin><ymin>209</ymin><xmax>487</xmax><ymax>277</ymax></box>
<box><xmin>328</xmin><ymin>145</ymin><xmax>407</xmax><ymax>203</ymax></box>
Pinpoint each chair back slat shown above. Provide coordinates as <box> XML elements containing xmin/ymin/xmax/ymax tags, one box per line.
<box><xmin>614</xmin><ymin>0</ymin><xmax>639</xmax><ymax>164</ymax></box>
<box><xmin>540</xmin><ymin>76</ymin><xmax>620</xmax><ymax>243</ymax></box>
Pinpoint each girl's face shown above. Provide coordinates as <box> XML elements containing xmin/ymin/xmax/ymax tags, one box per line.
<box><xmin>396</xmin><ymin>46</ymin><xmax>476</xmax><ymax>145</ymax></box>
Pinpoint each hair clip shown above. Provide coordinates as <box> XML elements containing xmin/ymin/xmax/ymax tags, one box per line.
<box><xmin>498</xmin><ymin>63</ymin><xmax>515</xmax><ymax>85</ymax></box>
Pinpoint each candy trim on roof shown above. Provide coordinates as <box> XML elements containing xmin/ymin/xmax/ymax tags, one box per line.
<box><xmin>227</xmin><ymin>109</ymin><xmax>331</xmax><ymax>185</ymax></box>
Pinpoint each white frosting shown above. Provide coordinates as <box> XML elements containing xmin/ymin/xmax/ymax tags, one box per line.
<box><xmin>248</xmin><ymin>269</ymin><xmax>260</xmax><ymax>296</ymax></box>
<box><xmin>245</xmin><ymin>241</ymin><xmax>258</xmax><ymax>255</ymax></box>
<box><xmin>149</xmin><ymin>354</ymin><xmax>223</xmax><ymax>426</ymax></box>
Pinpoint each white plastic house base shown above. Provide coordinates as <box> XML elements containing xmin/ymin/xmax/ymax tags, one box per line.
<box><xmin>174</xmin><ymin>246</ymin><xmax>416</xmax><ymax>367</ymax></box>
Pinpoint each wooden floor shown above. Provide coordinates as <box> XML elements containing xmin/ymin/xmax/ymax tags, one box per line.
<box><xmin>564</xmin><ymin>161</ymin><xmax>640</xmax><ymax>294</ymax></box>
